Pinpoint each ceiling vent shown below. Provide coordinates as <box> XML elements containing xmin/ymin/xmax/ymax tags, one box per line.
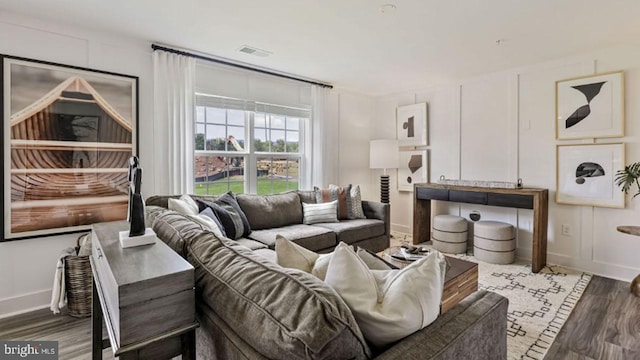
<box><xmin>238</xmin><ymin>45</ymin><xmax>272</xmax><ymax>57</ymax></box>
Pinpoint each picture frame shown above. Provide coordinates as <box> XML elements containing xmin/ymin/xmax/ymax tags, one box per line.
<box><xmin>556</xmin><ymin>143</ymin><xmax>624</xmax><ymax>208</ymax></box>
<box><xmin>396</xmin><ymin>102</ymin><xmax>428</xmax><ymax>146</ymax></box>
<box><xmin>398</xmin><ymin>149</ymin><xmax>428</xmax><ymax>192</ymax></box>
<box><xmin>2</xmin><ymin>55</ymin><xmax>139</xmax><ymax>240</ymax></box>
<box><xmin>556</xmin><ymin>71</ymin><xmax>624</xmax><ymax>140</ymax></box>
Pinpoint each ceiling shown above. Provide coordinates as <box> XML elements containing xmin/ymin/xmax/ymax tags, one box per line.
<box><xmin>1</xmin><ymin>0</ymin><xmax>640</xmax><ymax>96</ymax></box>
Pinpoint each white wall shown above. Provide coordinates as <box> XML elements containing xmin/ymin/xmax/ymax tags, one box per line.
<box><xmin>373</xmin><ymin>44</ymin><xmax>640</xmax><ymax>282</ymax></box>
<box><xmin>0</xmin><ymin>12</ymin><xmax>154</xmax><ymax>318</ymax></box>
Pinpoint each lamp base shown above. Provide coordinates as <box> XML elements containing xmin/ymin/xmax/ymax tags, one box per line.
<box><xmin>380</xmin><ymin>175</ymin><xmax>390</xmax><ymax>204</ymax></box>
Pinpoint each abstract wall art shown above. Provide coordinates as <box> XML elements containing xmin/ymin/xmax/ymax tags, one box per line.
<box><xmin>2</xmin><ymin>55</ymin><xmax>138</xmax><ymax>240</ymax></box>
<box><xmin>398</xmin><ymin>150</ymin><xmax>427</xmax><ymax>192</ymax></box>
<box><xmin>396</xmin><ymin>102</ymin><xmax>427</xmax><ymax>146</ymax></box>
<box><xmin>556</xmin><ymin>143</ymin><xmax>624</xmax><ymax>208</ymax></box>
<box><xmin>556</xmin><ymin>71</ymin><xmax>624</xmax><ymax>139</ymax></box>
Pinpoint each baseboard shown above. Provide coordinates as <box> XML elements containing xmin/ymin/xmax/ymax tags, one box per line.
<box><xmin>391</xmin><ymin>223</ymin><xmax>411</xmax><ymax>235</ymax></box>
<box><xmin>0</xmin><ymin>289</ymin><xmax>51</xmax><ymax>319</ymax></box>
<box><xmin>516</xmin><ymin>246</ymin><xmax>638</xmax><ymax>282</ymax></box>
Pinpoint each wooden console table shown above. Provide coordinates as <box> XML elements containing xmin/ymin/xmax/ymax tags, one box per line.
<box><xmin>413</xmin><ymin>183</ymin><xmax>549</xmax><ymax>273</ymax></box>
<box><xmin>91</xmin><ymin>221</ymin><xmax>198</xmax><ymax>359</ymax></box>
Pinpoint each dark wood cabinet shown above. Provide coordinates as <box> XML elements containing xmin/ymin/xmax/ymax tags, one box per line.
<box><xmin>413</xmin><ymin>183</ymin><xmax>549</xmax><ymax>273</ymax></box>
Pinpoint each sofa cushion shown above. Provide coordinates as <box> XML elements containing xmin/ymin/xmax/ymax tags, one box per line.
<box><xmin>186</xmin><ymin>232</ymin><xmax>371</xmax><ymax>359</ymax></box>
<box><xmin>297</xmin><ymin>190</ymin><xmax>317</xmax><ymax>205</ymax></box>
<box><xmin>234</xmin><ymin>238</ymin><xmax>268</xmax><ymax>250</ymax></box>
<box><xmin>236</xmin><ymin>191</ymin><xmax>302</xmax><ymax>230</ymax></box>
<box><xmin>146</xmin><ymin>205</ymin><xmax>208</xmax><ymax>257</ymax></box>
<box><xmin>248</xmin><ymin>224</ymin><xmax>336</xmax><ymax>251</ymax></box>
<box><xmin>314</xmin><ymin>219</ymin><xmax>385</xmax><ymax>244</ymax></box>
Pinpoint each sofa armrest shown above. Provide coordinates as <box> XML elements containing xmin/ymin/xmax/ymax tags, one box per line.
<box><xmin>375</xmin><ymin>290</ymin><xmax>508</xmax><ymax>360</ymax></box>
<box><xmin>362</xmin><ymin>200</ymin><xmax>390</xmax><ymax>236</ymax></box>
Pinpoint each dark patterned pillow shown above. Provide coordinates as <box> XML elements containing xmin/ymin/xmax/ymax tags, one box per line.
<box><xmin>199</xmin><ymin>207</ymin><xmax>227</xmax><ymax>238</ymax></box>
<box><xmin>314</xmin><ymin>184</ymin><xmax>352</xmax><ymax>220</ymax></box>
<box><xmin>198</xmin><ymin>192</ymin><xmax>251</xmax><ymax>239</ymax></box>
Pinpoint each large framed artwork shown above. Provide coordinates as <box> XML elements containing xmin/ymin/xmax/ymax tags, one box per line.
<box><xmin>556</xmin><ymin>143</ymin><xmax>624</xmax><ymax>208</ymax></box>
<box><xmin>556</xmin><ymin>71</ymin><xmax>624</xmax><ymax>140</ymax></box>
<box><xmin>2</xmin><ymin>55</ymin><xmax>138</xmax><ymax>240</ymax></box>
<box><xmin>396</xmin><ymin>102</ymin><xmax>427</xmax><ymax>146</ymax></box>
<box><xmin>398</xmin><ymin>150</ymin><xmax>427</xmax><ymax>192</ymax></box>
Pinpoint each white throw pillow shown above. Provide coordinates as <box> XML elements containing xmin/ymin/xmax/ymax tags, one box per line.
<box><xmin>186</xmin><ymin>213</ymin><xmax>225</xmax><ymax>238</ymax></box>
<box><xmin>275</xmin><ymin>235</ymin><xmax>332</xmax><ymax>280</ymax></box>
<box><xmin>324</xmin><ymin>242</ymin><xmax>446</xmax><ymax>347</ymax></box>
<box><xmin>168</xmin><ymin>194</ymin><xmax>199</xmax><ymax>216</ymax></box>
<box><xmin>302</xmin><ymin>200</ymin><xmax>338</xmax><ymax>225</ymax></box>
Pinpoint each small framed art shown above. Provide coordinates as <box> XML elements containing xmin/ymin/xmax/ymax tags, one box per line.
<box><xmin>556</xmin><ymin>71</ymin><xmax>624</xmax><ymax>140</ymax></box>
<box><xmin>398</xmin><ymin>150</ymin><xmax>427</xmax><ymax>192</ymax></box>
<box><xmin>396</xmin><ymin>102</ymin><xmax>427</xmax><ymax>146</ymax></box>
<box><xmin>556</xmin><ymin>143</ymin><xmax>624</xmax><ymax>208</ymax></box>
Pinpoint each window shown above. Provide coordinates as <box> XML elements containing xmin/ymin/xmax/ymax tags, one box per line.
<box><xmin>194</xmin><ymin>95</ymin><xmax>308</xmax><ymax>195</ymax></box>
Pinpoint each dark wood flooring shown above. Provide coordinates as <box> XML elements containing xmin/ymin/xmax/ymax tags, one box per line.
<box><xmin>545</xmin><ymin>275</ymin><xmax>640</xmax><ymax>360</ymax></box>
<box><xmin>0</xmin><ymin>275</ymin><xmax>638</xmax><ymax>360</ymax></box>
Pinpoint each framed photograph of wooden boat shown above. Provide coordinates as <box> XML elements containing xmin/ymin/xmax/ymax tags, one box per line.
<box><xmin>1</xmin><ymin>55</ymin><xmax>138</xmax><ymax>240</ymax></box>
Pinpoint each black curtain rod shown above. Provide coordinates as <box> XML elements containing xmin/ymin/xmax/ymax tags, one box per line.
<box><xmin>152</xmin><ymin>44</ymin><xmax>333</xmax><ymax>89</ymax></box>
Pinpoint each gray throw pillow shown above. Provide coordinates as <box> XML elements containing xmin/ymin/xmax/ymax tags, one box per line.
<box><xmin>198</xmin><ymin>192</ymin><xmax>251</xmax><ymax>239</ymax></box>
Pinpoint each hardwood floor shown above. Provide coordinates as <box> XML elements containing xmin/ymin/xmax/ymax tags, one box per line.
<box><xmin>1</xmin><ymin>275</ymin><xmax>638</xmax><ymax>360</ymax></box>
<box><xmin>545</xmin><ymin>275</ymin><xmax>640</xmax><ymax>360</ymax></box>
<box><xmin>0</xmin><ymin>309</ymin><xmax>114</xmax><ymax>360</ymax></box>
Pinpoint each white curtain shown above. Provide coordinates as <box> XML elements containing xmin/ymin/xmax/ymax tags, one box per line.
<box><xmin>152</xmin><ymin>51</ymin><xmax>196</xmax><ymax>195</ymax></box>
<box><xmin>306</xmin><ymin>85</ymin><xmax>339</xmax><ymax>188</ymax></box>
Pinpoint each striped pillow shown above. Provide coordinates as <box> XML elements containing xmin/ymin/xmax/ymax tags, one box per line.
<box><xmin>198</xmin><ymin>192</ymin><xmax>251</xmax><ymax>240</ymax></box>
<box><xmin>303</xmin><ymin>201</ymin><xmax>339</xmax><ymax>225</ymax></box>
<box><xmin>314</xmin><ymin>184</ymin><xmax>352</xmax><ymax>220</ymax></box>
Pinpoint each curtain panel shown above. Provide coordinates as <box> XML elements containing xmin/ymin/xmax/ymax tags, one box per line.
<box><xmin>152</xmin><ymin>50</ymin><xmax>196</xmax><ymax>195</ymax></box>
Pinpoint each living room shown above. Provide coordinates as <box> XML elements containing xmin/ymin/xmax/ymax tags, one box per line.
<box><xmin>1</xmin><ymin>1</ymin><xmax>639</xmax><ymax>359</ymax></box>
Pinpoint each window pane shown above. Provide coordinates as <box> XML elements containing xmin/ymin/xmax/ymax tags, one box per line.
<box><xmin>206</xmin><ymin>107</ymin><xmax>225</xmax><ymax>124</ymax></box>
<box><xmin>286</xmin><ymin>159</ymin><xmax>299</xmax><ymax>191</ymax></box>
<box><xmin>287</xmin><ymin>117</ymin><xmax>299</xmax><ymax>130</ymax></box>
<box><xmin>195</xmin><ymin>124</ymin><xmax>205</xmax><ymax>150</ymax></box>
<box><xmin>227</xmin><ymin>110</ymin><xmax>245</xmax><ymax>126</ymax></box>
<box><xmin>194</xmin><ymin>156</ymin><xmax>245</xmax><ymax>195</ymax></box>
<box><xmin>255</xmin><ymin>113</ymin><xmax>266</xmax><ymax>128</ymax></box>
<box><xmin>196</xmin><ymin>106</ymin><xmax>205</xmax><ymax>122</ymax></box>
<box><xmin>254</xmin><ymin>128</ymin><xmax>269</xmax><ymax>152</ymax></box>
<box><xmin>270</xmin><ymin>129</ymin><xmax>285</xmax><ymax>152</ymax></box>
<box><xmin>271</xmin><ymin>115</ymin><xmax>285</xmax><ymax>129</ymax></box>
<box><xmin>256</xmin><ymin>157</ymin><xmax>273</xmax><ymax>195</ymax></box>
<box><xmin>286</xmin><ymin>131</ymin><xmax>299</xmax><ymax>153</ymax></box>
<box><xmin>206</xmin><ymin>125</ymin><xmax>226</xmax><ymax>150</ymax></box>
<box><xmin>227</xmin><ymin>126</ymin><xmax>245</xmax><ymax>151</ymax></box>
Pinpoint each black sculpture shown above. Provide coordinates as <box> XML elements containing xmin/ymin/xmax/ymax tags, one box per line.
<box><xmin>127</xmin><ymin>156</ymin><xmax>146</xmax><ymax>237</ymax></box>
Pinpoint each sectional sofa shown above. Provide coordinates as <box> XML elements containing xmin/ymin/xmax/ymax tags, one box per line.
<box><xmin>145</xmin><ymin>191</ymin><xmax>508</xmax><ymax>359</ymax></box>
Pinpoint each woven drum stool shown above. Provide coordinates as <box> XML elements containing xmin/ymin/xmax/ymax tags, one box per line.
<box><xmin>474</xmin><ymin>221</ymin><xmax>515</xmax><ymax>264</ymax></box>
<box><xmin>432</xmin><ymin>215</ymin><xmax>468</xmax><ymax>254</ymax></box>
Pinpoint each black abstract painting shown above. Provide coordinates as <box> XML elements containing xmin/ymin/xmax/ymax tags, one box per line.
<box><xmin>565</xmin><ymin>81</ymin><xmax>606</xmax><ymax>129</ymax></box>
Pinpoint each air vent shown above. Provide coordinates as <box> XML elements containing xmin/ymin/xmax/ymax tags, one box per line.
<box><xmin>238</xmin><ymin>45</ymin><xmax>272</xmax><ymax>57</ymax></box>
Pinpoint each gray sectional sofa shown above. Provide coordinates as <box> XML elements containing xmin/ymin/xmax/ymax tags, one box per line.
<box><xmin>145</xmin><ymin>190</ymin><xmax>508</xmax><ymax>359</ymax></box>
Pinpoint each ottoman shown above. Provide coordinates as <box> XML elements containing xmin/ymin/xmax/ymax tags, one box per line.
<box><xmin>432</xmin><ymin>215</ymin><xmax>468</xmax><ymax>254</ymax></box>
<box><xmin>474</xmin><ymin>221</ymin><xmax>515</xmax><ymax>264</ymax></box>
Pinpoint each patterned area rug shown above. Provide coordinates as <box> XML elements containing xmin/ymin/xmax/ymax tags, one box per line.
<box><xmin>390</xmin><ymin>232</ymin><xmax>592</xmax><ymax>360</ymax></box>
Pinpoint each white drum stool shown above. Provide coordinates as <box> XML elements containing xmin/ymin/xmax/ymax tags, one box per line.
<box><xmin>474</xmin><ymin>221</ymin><xmax>515</xmax><ymax>264</ymax></box>
<box><xmin>432</xmin><ymin>215</ymin><xmax>468</xmax><ymax>254</ymax></box>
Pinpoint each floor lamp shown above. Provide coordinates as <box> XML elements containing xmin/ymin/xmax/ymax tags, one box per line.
<box><xmin>370</xmin><ymin>139</ymin><xmax>399</xmax><ymax>204</ymax></box>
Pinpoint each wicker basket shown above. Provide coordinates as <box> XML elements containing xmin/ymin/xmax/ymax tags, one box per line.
<box><xmin>65</xmin><ymin>233</ymin><xmax>92</xmax><ymax>318</ymax></box>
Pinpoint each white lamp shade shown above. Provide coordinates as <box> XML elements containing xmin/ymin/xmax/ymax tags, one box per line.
<box><xmin>370</xmin><ymin>139</ymin><xmax>399</xmax><ymax>169</ymax></box>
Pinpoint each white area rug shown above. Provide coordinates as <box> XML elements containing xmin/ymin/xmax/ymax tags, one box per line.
<box><xmin>391</xmin><ymin>232</ymin><xmax>592</xmax><ymax>360</ymax></box>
